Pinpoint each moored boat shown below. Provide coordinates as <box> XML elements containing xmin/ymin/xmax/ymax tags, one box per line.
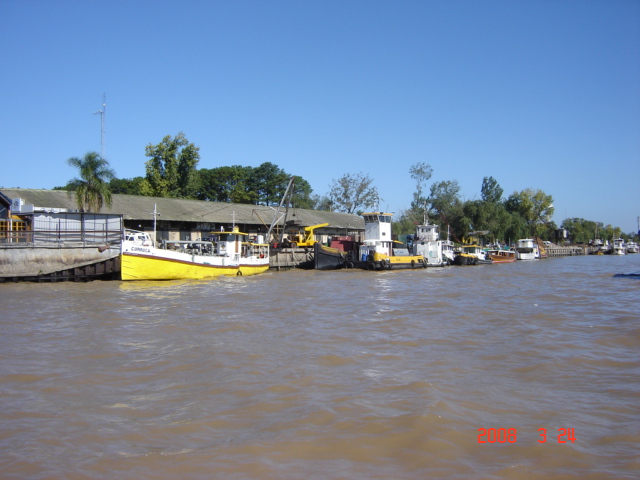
<box><xmin>612</xmin><ymin>238</ymin><xmax>626</xmax><ymax>255</ymax></box>
<box><xmin>626</xmin><ymin>241</ymin><xmax>638</xmax><ymax>254</ymax></box>
<box><xmin>486</xmin><ymin>245</ymin><xmax>517</xmax><ymax>263</ymax></box>
<box><xmin>121</xmin><ymin>228</ymin><xmax>269</xmax><ymax>281</ymax></box>
<box><xmin>357</xmin><ymin>212</ymin><xmax>426</xmax><ymax>270</ymax></box>
<box><xmin>441</xmin><ymin>238</ymin><xmax>455</xmax><ymax>265</ymax></box>
<box><xmin>516</xmin><ymin>239</ymin><xmax>539</xmax><ymax>260</ymax></box>
<box><xmin>412</xmin><ymin>221</ymin><xmax>448</xmax><ymax>267</ymax></box>
<box><xmin>313</xmin><ymin>243</ymin><xmax>347</xmax><ymax>270</ymax></box>
<box><xmin>453</xmin><ymin>244</ymin><xmax>493</xmax><ymax>265</ymax></box>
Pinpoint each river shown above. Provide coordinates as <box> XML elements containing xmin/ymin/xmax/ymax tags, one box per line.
<box><xmin>1</xmin><ymin>254</ymin><xmax>638</xmax><ymax>479</ymax></box>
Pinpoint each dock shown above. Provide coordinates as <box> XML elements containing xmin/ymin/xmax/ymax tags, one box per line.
<box><xmin>0</xmin><ymin>245</ymin><xmax>120</xmax><ymax>282</ymax></box>
<box><xmin>543</xmin><ymin>245</ymin><xmax>587</xmax><ymax>257</ymax></box>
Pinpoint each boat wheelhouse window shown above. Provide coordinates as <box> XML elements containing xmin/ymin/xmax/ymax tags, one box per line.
<box><xmin>379</xmin><ymin>215</ymin><xmax>391</xmax><ymax>223</ymax></box>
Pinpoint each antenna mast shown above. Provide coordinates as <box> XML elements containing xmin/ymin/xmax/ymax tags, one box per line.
<box><xmin>94</xmin><ymin>93</ymin><xmax>106</xmax><ymax>159</ymax></box>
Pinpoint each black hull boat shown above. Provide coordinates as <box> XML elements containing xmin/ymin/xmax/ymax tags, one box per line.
<box><xmin>314</xmin><ymin>243</ymin><xmax>347</xmax><ymax>270</ymax></box>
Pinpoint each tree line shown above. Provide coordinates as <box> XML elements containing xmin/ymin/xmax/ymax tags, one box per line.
<box><xmin>58</xmin><ymin>133</ymin><xmax>379</xmax><ymax>213</ymax></box>
<box><xmin>59</xmin><ymin>133</ymin><xmax>636</xmax><ymax>244</ymax></box>
<box><xmin>394</xmin><ymin>162</ymin><xmax>635</xmax><ymax>244</ymax></box>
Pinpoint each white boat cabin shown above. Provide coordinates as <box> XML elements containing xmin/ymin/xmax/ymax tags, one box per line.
<box><xmin>412</xmin><ymin>223</ymin><xmax>446</xmax><ymax>266</ymax></box>
<box><xmin>358</xmin><ymin>212</ymin><xmax>394</xmax><ymax>260</ymax></box>
<box><xmin>123</xmin><ymin>228</ymin><xmax>268</xmax><ymax>260</ymax></box>
<box><xmin>516</xmin><ymin>238</ymin><xmax>539</xmax><ymax>260</ymax></box>
<box><xmin>612</xmin><ymin>238</ymin><xmax>626</xmax><ymax>255</ymax></box>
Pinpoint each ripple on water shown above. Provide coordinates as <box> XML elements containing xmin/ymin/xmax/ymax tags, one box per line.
<box><xmin>1</xmin><ymin>256</ymin><xmax>639</xmax><ymax>479</ymax></box>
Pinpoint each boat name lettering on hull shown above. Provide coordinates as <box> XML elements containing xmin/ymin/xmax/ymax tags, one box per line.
<box><xmin>131</xmin><ymin>246</ymin><xmax>152</xmax><ymax>253</ymax></box>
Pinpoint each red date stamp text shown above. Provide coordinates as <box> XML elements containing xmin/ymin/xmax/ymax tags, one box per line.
<box><xmin>477</xmin><ymin>428</ymin><xmax>575</xmax><ymax>443</ymax></box>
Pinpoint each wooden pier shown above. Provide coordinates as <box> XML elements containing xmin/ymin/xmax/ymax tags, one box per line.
<box><xmin>543</xmin><ymin>245</ymin><xmax>587</xmax><ymax>257</ymax></box>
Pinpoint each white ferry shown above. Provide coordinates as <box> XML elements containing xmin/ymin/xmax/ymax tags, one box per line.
<box><xmin>516</xmin><ymin>239</ymin><xmax>540</xmax><ymax>260</ymax></box>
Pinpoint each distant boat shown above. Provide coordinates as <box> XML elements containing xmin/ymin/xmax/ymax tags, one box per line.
<box><xmin>516</xmin><ymin>239</ymin><xmax>539</xmax><ymax>260</ymax></box>
<box><xmin>626</xmin><ymin>241</ymin><xmax>638</xmax><ymax>254</ymax></box>
<box><xmin>441</xmin><ymin>238</ymin><xmax>455</xmax><ymax>265</ymax></box>
<box><xmin>486</xmin><ymin>245</ymin><xmax>517</xmax><ymax>263</ymax></box>
<box><xmin>612</xmin><ymin>238</ymin><xmax>626</xmax><ymax>255</ymax></box>
<box><xmin>453</xmin><ymin>244</ymin><xmax>493</xmax><ymax>265</ymax></box>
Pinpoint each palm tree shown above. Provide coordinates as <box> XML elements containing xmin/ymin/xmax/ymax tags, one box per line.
<box><xmin>66</xmin><ymin>152</ymin><xmax>116</xmax><ymax>212</ymax></box>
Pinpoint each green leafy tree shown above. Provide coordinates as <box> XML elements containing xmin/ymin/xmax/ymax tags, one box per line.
<box><xmin>601</xmin><ymin>224</ymin><xmax>622</xmax><ymax>242</ymax></box>
<box><xmin>310</xmin><ymin>194</ymin><xmax>334</xmax><ymax>211</ymax></box>
<box><xmin>408</xmin><ymin>162</ymin><xmax>433</xmax><ymax>222</ymax></box>
<box><xmin>329</xmin><ymin>172</ymin><xmax>381</xmax><ymax>214</ymax></box>
<box><xmin>198</xmin><ymin>166</ymin><xmax>257</xmax><ymax>203</ymax></box>
<box><xmin>109</xmin><ymin>177</ymin><xmax>144</xmax><ymax>195</ymax></box>
<box><xmin>291</xmin><ymin>177</ymin><xmax>314</xmax><ymax>209</ymax></box>
<box><xmin>140</xmin><ymin>133</ymin><xmax>200</xmax><ymax>198</ymax></box>
<box><xmin>197</xmin><ymin>164</ymin><xmax>313</xmax><ymax>207</ymax></box>
<box><xmin>480</xmin><ymin>176</ymin><xmax>503</xmax><ymax>203</ymax></box>
<box><xmin>504</xmin><ymin>211</ymin><xmax>529</xmax><ymax>244</ymax></box>
<box><xmin>463</xmin><ymin>177</ymin><xmax>510</xmax><ymax>242</ymax></box>
<box><xmin>561</xmin><ymin>218</ymin><xmax>599</xmax><ymax>244</ymax></box>
<box><xmin>426</xmin><ymin>180</ymin><xmax>463</xmax><ymax>238</ymax></box>
<box><xmin>66</xmin><ymin>152</ymin><xmax>116</xmax><ymax>212</ymax></box>
<box><xmin>462</xmin><ymin>200</ymin><xmax>484</xmax><ymax>232</ymax></box>
<box><xmin>391</xmin><ymin>210</ymin><xmax>418</xmax><ymax>236</ymax></box>
<box><xmin>504</xmin><ymin>188</ymin><xmax>554</xmax><ymax>238</ymax></box>
<box><xmin>485</xmin><ymin>203</ymin><xmax>512</xmax><ymax>242</ymax></box>
<box><xmin>252</xmin><ymin>162</ymin><xmax>290</xmax><ymax>206</ymax></box>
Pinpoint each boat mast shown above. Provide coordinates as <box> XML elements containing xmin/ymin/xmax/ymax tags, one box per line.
<box><xmin>265</xmin><ymin>176</ymin><xmax>296</xmax><ymax>244</ymax></box>
<box><xmin>151</xmin><ymin>203</ymin><xmax>160</xmax><ymax>246</ymax></box>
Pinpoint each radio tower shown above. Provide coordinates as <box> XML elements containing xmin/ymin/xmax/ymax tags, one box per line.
<box><xmin>94</xmin><ymin>94</ymin><xmax>106</xmax><ymax>159</ymax></box>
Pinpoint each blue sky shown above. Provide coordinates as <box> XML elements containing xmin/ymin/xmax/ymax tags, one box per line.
<box><xmin>1</xmin><ymin>0</ymin><xmax>639</xmax><ymax>233</ymax></box>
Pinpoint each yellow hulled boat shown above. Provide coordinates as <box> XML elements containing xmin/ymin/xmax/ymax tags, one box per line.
<box><xmin>357</xmin><ymin>212</ymin><xmax>426</xmax><ymax>270</ymax></box>
<box><xmin>120</xmin><ymin>228</ymin><xmax>269</xmax><ymax>281</ymax></box>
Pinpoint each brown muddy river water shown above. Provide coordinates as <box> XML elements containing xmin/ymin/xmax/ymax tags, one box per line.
<box><xmin>1</xmin><ymin>255</ymin><xmax>639</xmax><ymax>479</ymax></box>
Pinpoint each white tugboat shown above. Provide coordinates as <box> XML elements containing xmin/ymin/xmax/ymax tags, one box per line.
<box><xmin>357</xmin><ymin>212</ymin><xmax>426</xmax><ymax>270</ymax></box>
<box><xmin>412</xmin><ymin>217</ymin><xmax>449</xmax><ymax>266</ymax></box>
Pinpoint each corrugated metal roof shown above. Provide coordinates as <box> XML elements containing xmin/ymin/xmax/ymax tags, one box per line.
<box><xmin>0</xmin><ymin>189</ymin><xmax>364</xmax><ymax>230</ymax></box>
